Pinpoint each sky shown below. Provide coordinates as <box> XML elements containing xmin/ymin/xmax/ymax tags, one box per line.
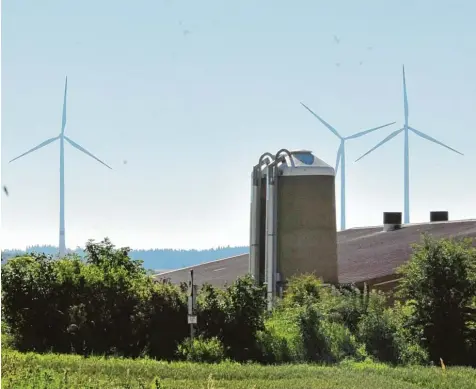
<box><xmin>1</xmin><ymin>0</ymin><xmax>475</xmax><ymax>251</ymax></box>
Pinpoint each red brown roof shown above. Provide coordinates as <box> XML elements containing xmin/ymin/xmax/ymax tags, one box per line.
<box><xmin>155</xmin><ymin>219</ymin><xmax>476</xmax><ymax>287</ymax></box>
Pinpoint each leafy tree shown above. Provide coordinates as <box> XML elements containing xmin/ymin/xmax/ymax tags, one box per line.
<box><xmin>397</xmin><ymin>234</ymin><xmax>476</xmax><ymax>366</ymax></box>
<box><xmin>196</xmin><ymin>276</ymin><xmax>267</xmax><ymax>362</ymax></box>
<box><xmin>220</xmin><ymin>275</ymin><xmax>267</xmax><ymax>361</ymax></box>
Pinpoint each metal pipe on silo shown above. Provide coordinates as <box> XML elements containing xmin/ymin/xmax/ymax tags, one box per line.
<box><xmin>249</xmin><ymin>166</ymin><xmax>261</xmax><ymax>283</ymax></box>
<box><xmin>265</xmin><ymin>149</ymin><xmax>294</xmax><ymax>311</ymax></box>
<box><xmin>275</xmin><ymin>149</ymin><xmax>295</xmax><ymax>168</ymax></box>
<box><xmin>272</xmin><ymin>149</ymin><xmax>294</xmax><ymax>300</ymax></box>
<box><xmin>265</xmin><ymin>162</ymin><xmax>278</xmax><ymax>311</ymax></box>
<box><xmin>250</xmin><ymin>153</ymin><xmax>274</xmax><ymax>284</ymax></box>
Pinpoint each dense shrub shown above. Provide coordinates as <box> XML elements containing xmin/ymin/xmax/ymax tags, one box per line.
<box><xmin>356</xmin><ymin>291</ymin><xmax>428</xmax><ymax>365</ymax></box>
<box><xmin>3</xmin><ymin>235</ymin><xmax>476</xmax><ymax>367</ymax></box>
<box><xmin>281</xmin><ymin>274</ymin><xmax>323</xmax><ymax>307</ymax></box>
<box><xmin>176</xmin><ymin>336</ymin><xmax>226</xmax><ymax>363</ymax></box>
<box><xmin>258</xmin><ymin>279</ymin><xmax>367</xmax><ymax>364</ymax></box>
<box><xmin>195</xmin><ymin>276</ymin><xmax>267</xmax><ymax>361</ymax></box>
<box><xmin>1</xmin><ymin>239</ymin><xmax>188</xmax><ymax>358</ymax></box>
<box><xmin>1</xmin><ymin>239</ymin><xmax>265</xmax><ymax>362</ymax></box>
<box><xmin>397</xmin><ymin>235</ymin><xmax>476</xmax><ymax>366</ymax></box>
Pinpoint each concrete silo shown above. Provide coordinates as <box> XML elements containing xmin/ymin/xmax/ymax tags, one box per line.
<box><xmin>249</xmin><ymin>149</ymin><xmax>338</xmax><ymax>309</ymax></box>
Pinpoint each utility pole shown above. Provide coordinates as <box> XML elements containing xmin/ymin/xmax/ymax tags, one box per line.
<box><xmin>188</xmin><ymin>269</ymin><xmax>198</xmax><ymax>340</ymax></box>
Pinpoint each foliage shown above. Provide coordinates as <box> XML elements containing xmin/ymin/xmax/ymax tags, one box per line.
<box><xmin>258</xmin><ymin>279</ymin><xmax>367</xmax><ymax>364</ymax></box>
<box><xmin>3</xmin><ymin>235</ymin><xmax>476</xmax><ymax>368</ymax></box>
<box><xmin>397</xmin><ymin>234</ymin><xmax>476</xmax><ymax>366</ymax></box>
<box><xmin>1</xmin><ymin>238</ymin><xmax>188</xmax><ymax>359</ymax></box>
<box><xmin>1</xmin><ymin>321</ymin><xmax>14</xmax><ymax>350</ymax></box>
<box><xmin>281</xmin><ymin>273</ymin><xmax>324</xmax><ymax>307</ymax></box>
<box><xmin>176</xmin><ymin>335</ymin><xmax>226</xmax><ymax>363</ymax></box>
<box><xmin>195</xmin><ymin>276</ymin><xmax>268</xmax><ymax>361</ymax></box>
<box><xmin>356</xmin><ymin>292</ymin><xmax>428</xmax><ymax>365</ymax></box>
<box><xmin>3</xmin><ymin>349</ymin><xmax>476</xmax><ymax>389</ymax></box>
<box><xmin>218</xmin><ymin>275</ymin><xmax>267</xmax><ymax>361</ymax></box>
<box><xmin>1</xmin><ymin>239</ymin><xmax>265</xmax><ymax>362</ymax></box>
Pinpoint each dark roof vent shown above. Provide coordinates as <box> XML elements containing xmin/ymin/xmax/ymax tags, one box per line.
<box><xmin>383</xmin><ymin>212</ymin><xmax>402</xmax><ymax>232</ymax></box>
<box><xmin>430</xmin><ymin>211</ymin><xmax>449</xmax><ymax>222</ymax></box>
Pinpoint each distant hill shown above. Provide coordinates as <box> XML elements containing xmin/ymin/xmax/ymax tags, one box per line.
<box><xmin>1</xmin><ymin>244</ymin><xmax>249</xmax><ymax>270</ymax></box>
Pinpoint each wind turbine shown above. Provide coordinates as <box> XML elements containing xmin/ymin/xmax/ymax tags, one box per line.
<box><xmin>355</xmin><ymin>65</ymin><xmax>463</xmax><ymax>224</ymax></box>
<box><xmin>301</xmin><ymin>102</ymin><xmax>395</xmax><ymax>230</ymax></box>
<box><xmin>9</xmin><ymin>77</ymin><xmax>112</xmax><ymax>257</ymax></box>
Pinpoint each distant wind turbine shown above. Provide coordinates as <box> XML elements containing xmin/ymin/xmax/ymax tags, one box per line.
<box><xmin>301</xmin><ymin>102</ymin><xmax>395</xmax><ymax>230</ymax></box>
<box><xmin>355</xmin><ymin>65</ymin><xmax>463</xmax><ymax>224</ymax></box>
<box><xmin>9</xmin><ymin>77</ymin><xmax>112</xmax><ymax>257</ymax></box>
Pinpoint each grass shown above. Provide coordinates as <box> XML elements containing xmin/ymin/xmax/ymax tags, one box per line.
<box><xmin>2</xmin><ymin>349</ymin><xmax>476</xmax><ymax>389</ymax></box>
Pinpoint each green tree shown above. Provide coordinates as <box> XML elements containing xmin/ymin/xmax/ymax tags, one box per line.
<box><xmin>397</xmin><ymin>234</ymin><xmax>476</xmax><ymax>366</ymax></box>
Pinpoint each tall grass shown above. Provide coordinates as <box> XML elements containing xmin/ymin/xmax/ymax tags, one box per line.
<box><xmin>2</xmin><ymin>349</ymin><xmax>475</xmax><ymax>389</ymax></box>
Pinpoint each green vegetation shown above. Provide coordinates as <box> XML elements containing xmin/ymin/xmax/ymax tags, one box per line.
<box><xmin>1</xmin><ymin>234</ymin><xmax>476</xmax><ymax>387</ymax></box>
<box><xmin>397</xmin><ymin>235</ymin><xmax>476</xmax><ymax>365</ymax></box>
<box><xmin>3</xmin><ymin>349</ymin><xmax>476</xmax><ymax>389</ymax></box>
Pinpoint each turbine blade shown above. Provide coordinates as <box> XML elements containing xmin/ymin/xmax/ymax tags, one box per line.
<box><xmin>355</xmin><ymin>128</ymin><xmax>404</xmax><ymax>162</ymax></box>
<box><xmin>403</xmin><ymin>65</ymin><xmax>409</xmax><ymax>124</ymax></box>
<box><xmin>61</xmin><ymin>76</ymin><xmax>68</xmax><ymax>134</ymax></box>
<box><xmin>409</xmin><ymin>127</ymin><xmax>463</xmax><ymax>156</ymax></box>
<box><xmin>9</xmin><ymin>136</ymin><xmax>60</xmax><ymax>163</ymax></box>
<box><xmin>300</xmin><ymin>102</ymin><xmax>342</xmax><ymax>138</ymax></box>
<box><xmin>335</xmin><ymin>143</ymin><xmax>343</xmax><ymax>174</ymax></box>
<box><xmin>345</xmin><ymin>121</ymin><xmax>396</xmax><ymax>140</ymax></box>
<box><xmin>64</xmin><ymin>136</ymin><xmax>112</xmax><ymax>169</ymax></box>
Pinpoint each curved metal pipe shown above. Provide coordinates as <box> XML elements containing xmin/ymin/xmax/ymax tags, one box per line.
<box><xmin>258</xmin><ymin>152</ymin><xmax>275</xmax><ymax>169</ymax></box>
<box><xmin>274</xmin><ymin>148</ymin><xmax>295</xmax><ymax>168</ymax></box>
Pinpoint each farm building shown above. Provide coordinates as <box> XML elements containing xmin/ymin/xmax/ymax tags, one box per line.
<box><xmin>155</xmin><ymin>218</ymin><xmax>476</xmax><ymax>294</ymax></box>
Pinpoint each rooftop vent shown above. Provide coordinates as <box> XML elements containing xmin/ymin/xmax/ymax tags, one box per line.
<box><xmin>430</xmin><ymin>211</ymin><xmax>449</xmax><ymax>222</ymax></box>
<box><xmin>383</xmin><ymin>212</ymin><xmax>402</xmax><ymax>232</ymax></box>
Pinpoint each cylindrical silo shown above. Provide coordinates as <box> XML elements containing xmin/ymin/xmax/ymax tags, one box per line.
<box><xmin>249</xmin><ymin>149</ymin><xmax>337</xmax><ymax>309</ymax></box>
<box><xmin>275</xmin><ymin>150</ymin><xmax>338</xmax><ymax>285</ymax></box>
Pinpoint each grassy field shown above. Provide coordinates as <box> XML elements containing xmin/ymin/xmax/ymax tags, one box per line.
<box><xmin>2</xmin><ymin>349</ymin><xmax>476</xmax><ymax>389</ymax></box>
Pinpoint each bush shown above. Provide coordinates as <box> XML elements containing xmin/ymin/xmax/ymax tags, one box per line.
<box><xmin>196</xmin><ymin>276</ymin><xmax>267</xmax><ymax>362</ymax></box>
<box><xmin>356</xmin><ymin>291</ymin><xmax>428</xmax><ymax>365</ymax></box>
<box><xmin>318</xmin><ymin>284</ymin><xmax>369</xmax><ymax>334</ymax></box>
<box><xmin>176</xmin><ymin>336</ymin><xmax>226</xmax><ymax>363</ymax></box>
<box><xmin>1</xmin><ymin>240</ymin><xmax>265</xmax><ymax>362</ymax></box>
<box><xmin>320</xmin><ymin>320</ymin><xmax>366</xmax><ymax>363</ymax></box>
<box><xmin>397</xmin><ymin>235</ymin><xmax>476</xmax><ymax>366</ymax></box>
<box><xmin>1</xmin><ymin>239</ymin><xmax>188</xmax><ymax>359</ymax></box>
<box><xmin>4</xmin><ymin>235</ymin><xmax>475</xmax><ymax>367</ymax></box>
<box><xmin>281</xmin><ymin>274</ymin><xmax>324</xmax><ymax>307</ymax></box>
<box><xmin>258</xmin><ymin>282</ymin><xmax>368</xmax><ymax>364</ymax></box>
<box><xmin>257</xmin><ymin>303</ymin><xmax>303</xmax><ymax>363</ymax></box>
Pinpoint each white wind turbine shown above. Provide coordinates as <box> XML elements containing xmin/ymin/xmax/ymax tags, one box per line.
<box><xmin>301</xmin><ymin>102</ymin><xmax>395</xmax><ymax>230</ymax></box>
<box><xmin>355</xmin><ymin>66</ymin><xmax>463</xmax><ymax>224</ymax></box>
<box><xmin>9</xmin><ymin>77</ymin><xmax>112</xmax><ymax>257</ymax></box>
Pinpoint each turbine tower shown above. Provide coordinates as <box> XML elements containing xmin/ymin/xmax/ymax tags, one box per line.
<box><xmin>301</xmin><ymin>102</ymin><xmax>395</xmax><ymax>230</ymax></box>
<box><xmin>356</xmin><ymin>65</ymin><xmax>463</xmax><ymax>224</ymax></box>
<box><xmin>9</xmin><ymin>77</ymin><xmax>112</xmax><ymax>257</ymax></box>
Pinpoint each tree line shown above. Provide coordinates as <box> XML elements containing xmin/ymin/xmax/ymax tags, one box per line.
<box><xmin>2</xmin><ymin>236</ymin><xmax>475</xmax><ymax>366</ymax></box>
<box><xmin>1</xmin><ymin>244</ymin><xmax>248</xmax><ymax>270</ymax></box>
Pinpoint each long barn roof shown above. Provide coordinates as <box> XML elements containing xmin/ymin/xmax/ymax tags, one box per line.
<box><xmin>155</xmin><ymin>219</ymin><xmax>476</xmax><ymax>287</ymax></box>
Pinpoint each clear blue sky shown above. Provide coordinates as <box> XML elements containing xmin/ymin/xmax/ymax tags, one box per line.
<box><xmin>2</xmin><ymin>0</ymin><xmax>475</xmax><ymax>250</ymax></box>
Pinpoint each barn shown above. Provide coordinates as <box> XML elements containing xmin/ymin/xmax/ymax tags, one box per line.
<box><xmin>155</xmin><ymin>217</ymin><xmax>476</xmax><ymax>293</ymax></box>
